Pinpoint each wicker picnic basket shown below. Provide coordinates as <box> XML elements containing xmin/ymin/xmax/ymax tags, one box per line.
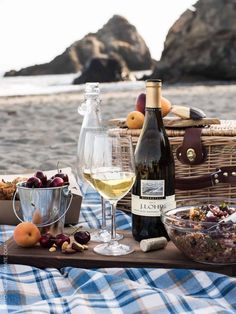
<box><xmin>110</xmin><ymin>120</ymin><xmax>236</xmax><ymax>212</ymax></box>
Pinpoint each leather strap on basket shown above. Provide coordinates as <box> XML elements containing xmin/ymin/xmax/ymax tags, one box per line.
<box><xmin>176</xmin><ymin>127</ymin><xmax>206</xmax><ymax>165</ymax></box>
<box><xmin>176</xmin><ymin>166</ymin><xmax>236</xmax><ymax>190</ymax></box>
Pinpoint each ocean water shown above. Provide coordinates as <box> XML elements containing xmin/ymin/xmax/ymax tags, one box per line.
<box><xmin>0</xmin><ymin>72</ymin><xmax>147</xmax><ymax>97</ymax></box>
<box><xmin>0</xmin><ymin>73</ymin><xmax>82</xmax><ymax>96</ymax></box>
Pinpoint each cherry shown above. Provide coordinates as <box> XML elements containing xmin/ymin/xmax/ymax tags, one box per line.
<box><xmin>49</xmin><ymin>177</ymin><xmax>64</xmax><ymax>187</ymax></box>
<box><xmin>39</xmin><ymin>233</ymin><xmax>55</xmax><ymax>248</ymax></box>
<box><xmin>55</xmin><ymin>234</ymin><xmax>70</xmax><ymax>248</ymax></box>
<box><xmin>34</xmin><ymin>170</ymin><xmax>47</xmax><ymax>186</ymax></box>
<box><xmin>54</xmin><ymin>171</ymin><xmax>69</xmax><ymax>184</ymax></box>
<box><xmin>46</xmin><ymin>179</ymin><xmax>53</xmax><ymax>187</ymax></box>
<box><xmin>74</xmin><ymin>231</ymin><xmax>90</xmax><ymax>245</ymax></box>
<box><xmin>26</xmin><ymin>176</ymin><xmax>42</xmax><ymax>188</ymax></box>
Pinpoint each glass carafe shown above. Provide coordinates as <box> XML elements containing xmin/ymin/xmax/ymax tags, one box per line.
<box><xmin>77</xmin><ymin>83</ymin><xmax>114</xmax><ymax>242</ymax></box>
<box><xmin>77</xmin><ymin>82</ymin><xmax>102</xmax><ymax>201</ymax></box>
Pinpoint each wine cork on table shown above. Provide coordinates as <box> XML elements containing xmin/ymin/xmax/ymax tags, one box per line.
<box><xmin>140</xmin><ymin>237</ymin><xmax>168</xmax><ymax>252</ymax></box>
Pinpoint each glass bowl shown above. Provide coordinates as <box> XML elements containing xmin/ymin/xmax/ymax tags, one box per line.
<box><xmin>161</xmin><ymin>198</ymin><xmax>236</xmax><ymax>265</ymax></box>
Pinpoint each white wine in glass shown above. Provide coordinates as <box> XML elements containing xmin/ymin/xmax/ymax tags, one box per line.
<box><xmin>83</xmin><ymin>168</ymin><xmax>96</xmax><ymax>189</ymax></box>
<box><xmin>93</xmin><ymin>171</ymin><xmax>135</xmax><ymax>201</ymax></box>
<box><xmin>77</xmin><ymin>129</ymin><xmax>111</xmax><ymax>242</ymax></box>
<box><xmin>91</xmin><ymin>132</ymin><xmax>136</xmax><ymax>256</ymax></box>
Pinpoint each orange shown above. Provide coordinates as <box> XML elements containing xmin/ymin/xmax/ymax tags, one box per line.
<box><xmin>161</xmin><ymin>96</ymin><xmax>172</xmax><ymax>117</ymax></box>
<box><xmin>13</xmin><ymin>222</ymin><xmax>41</xmax><ymax>247</ymax></box>
<box><xmin>126</xmin><ymin>111</ymin><xmax>145</xmax><ymax>129</ymax></box>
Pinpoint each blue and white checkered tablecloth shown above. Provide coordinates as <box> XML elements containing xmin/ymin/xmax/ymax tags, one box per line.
<box><xmin>0</xmin><ymin>200</ymin><xmax>236</xmax><ymax>314</ymax></box>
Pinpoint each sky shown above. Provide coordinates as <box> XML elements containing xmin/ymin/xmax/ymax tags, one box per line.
<box><xmin>0</xmin><ymin>0</ymin><xmax>197</xmax><ymax>73</ymax></box>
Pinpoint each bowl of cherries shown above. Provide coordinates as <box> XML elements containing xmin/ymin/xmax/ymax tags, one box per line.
<box><xmin>13</xmin><ymin>169</ymin><xmax>72</xmax><ymax>228</ymax></box>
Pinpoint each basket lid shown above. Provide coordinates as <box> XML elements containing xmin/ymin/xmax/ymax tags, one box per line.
<box><xmin>109</xmin><ymin>119</ymin><xmax>236</xmax><ymax>137</ymax></box>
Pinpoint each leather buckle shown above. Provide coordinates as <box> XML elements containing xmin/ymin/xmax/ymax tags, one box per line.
<box><xmin>176</xmin><ymin>127</ymin><xmax>207</xmax><ymax>165</ymax></box>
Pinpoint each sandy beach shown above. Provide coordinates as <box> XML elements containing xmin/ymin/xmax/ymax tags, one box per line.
<box><xmin>0</xmin><ymin>82</ymin><xmax>236</xmax><ymax>174</ymax></box>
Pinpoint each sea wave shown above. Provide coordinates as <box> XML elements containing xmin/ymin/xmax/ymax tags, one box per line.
<box><xmin>0</xmin><ymin>71</ymin><xmax>149</xmax><ymax>97</ymax></box>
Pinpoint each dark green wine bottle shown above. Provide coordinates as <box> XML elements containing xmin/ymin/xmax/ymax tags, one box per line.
<box><xmin>131</xmin><ymin>79</ymin><xmax>175</xmax><ymax>242</ymax></box>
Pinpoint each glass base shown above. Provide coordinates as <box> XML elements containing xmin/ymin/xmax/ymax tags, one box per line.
<box><xmin>90</xmin><ymin>230</ymin><xmax>123</xmax><ymax>242</ymax></box>
<box><xmin>93</xmin><ymin>241</ymin><xmax>134</xmax><ymax>256</ymax></box>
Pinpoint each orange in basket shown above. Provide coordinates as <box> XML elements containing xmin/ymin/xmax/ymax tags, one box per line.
<box><xmin>126</xmin><ymin>111</ymin><xmax>145</xmax><ymax>129</ymax></box>
<box><xmin>161</xmin><ymin>96</ymin><xmax>172</xmax><ymax>117</ymax></box>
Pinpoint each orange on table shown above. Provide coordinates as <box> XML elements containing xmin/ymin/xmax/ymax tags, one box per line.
<box><xmin>13</xmin><ymin>221</ymin><xmax>41</xmax><ymax>247</ymax></box>
<box><xmin>126</xmin><ymin>111</ymin><xmax>145</xmax><ymax>129</ymax></box>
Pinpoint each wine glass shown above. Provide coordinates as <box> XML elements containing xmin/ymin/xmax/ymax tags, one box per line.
<box><xmin>76</xmin><ymin>129</ymin><xmax>122</xmax><ymax>242</ymax></box>
<box><xmin>76</xmin><ymin>128</ymin><xmax>109</xmax><ymax>242</ymax></box>
<box><xmin>90</xmin><ymin>132</ymin><xmax>136</xmax><ymax>256</ymax></box>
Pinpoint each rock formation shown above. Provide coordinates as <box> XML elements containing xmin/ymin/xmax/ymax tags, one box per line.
<box><xmin>4</xmin><ymin>15</ymin><xmax>152</xmax><ymax>77</ymax></box>
<box><xmin>73</xmin><ymin>57</ymin><xmax>131</xmax><ymax>84</ymax></box>
<box><xmin>149</xmin><ymin>0</ymin><xmax>236</xmax><ymax>82</ymax></box>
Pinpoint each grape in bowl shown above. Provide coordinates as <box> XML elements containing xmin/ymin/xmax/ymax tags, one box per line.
<box><xmin>161</xmin><ymin>198</ymin><xmax>236</xmax><ymax>265</ymax></box>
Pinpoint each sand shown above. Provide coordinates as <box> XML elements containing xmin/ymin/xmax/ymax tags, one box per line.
<box><xmin>0</xmin><ymin>82</ymin><xmax>236</xmax><ymax>174</ymax></box>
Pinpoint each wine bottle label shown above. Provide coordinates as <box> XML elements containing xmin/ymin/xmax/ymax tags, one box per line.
<box><xmin>131</xmin><ymin>194</ymin><xmax>176</xmax><ymax>217</ymax></box>
<box><xmin>141</xmin><ymin>179</ymin><xmax>164</xmax><ymax>197</ymax></box>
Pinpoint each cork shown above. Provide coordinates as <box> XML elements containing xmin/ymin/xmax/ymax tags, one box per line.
<box><xmin>140</xmin><ymin>237</ymin><xmax>168</xmax><ymax>252</ymax></box>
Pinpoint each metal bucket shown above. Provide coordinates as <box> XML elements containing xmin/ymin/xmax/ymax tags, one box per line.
<box><xmin>13</xmin><ymin>183</ymin><xmax>73</xmax><ymax>233</ymax></box>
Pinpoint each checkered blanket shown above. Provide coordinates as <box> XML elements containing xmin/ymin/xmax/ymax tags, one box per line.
<box><xmin>0</xmin><ymin>202</ymin><xmax>236</xmax><ymax>314</ymax></box>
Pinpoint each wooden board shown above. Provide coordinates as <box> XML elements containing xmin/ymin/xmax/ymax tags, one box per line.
<box><xmin>0</xmin><ymin>230</ymin><xmax>235</xmax><ymax>276</ymax></box>
<box><xmin>163</xmin><ymin>117</ymin><xmax>220</xmax><ymax>128</ymax></box>
<box><xmin>108</xmin><ymin>117</ymin><xmax>221</xmax><ymax>129</ymax></box>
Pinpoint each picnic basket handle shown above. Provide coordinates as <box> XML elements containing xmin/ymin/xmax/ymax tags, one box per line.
<box><xmin>175</xmin><ymin>166</ymin><xmax>236</xmax><ymax>190</ymax></box>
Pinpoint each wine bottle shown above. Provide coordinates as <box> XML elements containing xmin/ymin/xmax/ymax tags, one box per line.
<box><xmin>131</xmin><ymin>79</ymin><xmax>175</xmax><ymax>242</ymax></box>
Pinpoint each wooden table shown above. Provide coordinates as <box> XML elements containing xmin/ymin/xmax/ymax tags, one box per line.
<box><xmin>0</xmin><ymin>230</ymin><xmax>235</xmax><ymax>276</ymax></box>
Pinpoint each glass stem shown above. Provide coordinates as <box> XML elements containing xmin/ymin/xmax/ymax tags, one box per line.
<box><xmin>101</xmin><ymin>196</ymin><xmax>106</xmax><ymax>230</ymax></box>
<box><xmin>110</xmin><ymin>201</ymin><xmax>117</xmax><ymax>240</ymax></box>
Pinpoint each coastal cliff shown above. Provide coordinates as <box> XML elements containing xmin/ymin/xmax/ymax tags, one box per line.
<box><xmin>149</xmin><ymin>0</ymin><xmax>236</xmax><ymax>81</ymax></box>
<box><xmin>4</xmin><ymin>15</ymin><xmax>152</xmax><ymax>77</ymax></box>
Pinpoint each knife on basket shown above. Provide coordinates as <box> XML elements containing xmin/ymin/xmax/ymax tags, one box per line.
<box><xmin>171</xmin><ymin>105</ymin><xmax>206</xmax><ymax>120</ymax></box>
